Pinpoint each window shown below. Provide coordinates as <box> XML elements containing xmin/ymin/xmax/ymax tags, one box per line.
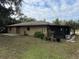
<box><xmin>27</xmin><ymin>27</ymin><xmax>30</xmax><ymax>31</ymax></box>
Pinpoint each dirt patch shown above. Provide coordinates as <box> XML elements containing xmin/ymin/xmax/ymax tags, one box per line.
<box><xmin>1</xmin><ymin>33</ymin><xmax>19</xmax><ymax>36</ymax></box>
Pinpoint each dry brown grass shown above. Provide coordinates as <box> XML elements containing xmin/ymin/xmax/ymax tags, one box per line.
<box><xmin>0</xmin><ymin>35</ymin><xmax>79</xmax><ymax>59</ymax></box>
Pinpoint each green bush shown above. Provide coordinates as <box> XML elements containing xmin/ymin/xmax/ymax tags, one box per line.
<box><xmin>34</xmin><ymin>32</ymin><xmax>44</xmax><ymax>39</ymax></box>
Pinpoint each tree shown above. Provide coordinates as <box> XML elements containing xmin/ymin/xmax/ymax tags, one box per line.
<box><xmin>0</xmin><ymin>0</ymin><xmax>22</xmax><ymax>32</ymax></box>
<box><xmin>53</xmin><ymin>18</ymin><xmax>61</xmax><ymax>25</ymax></box>
<box><xmin>63</xmin><ymin>20</ymin><xmax>79</xmax><ymax>31</ymax></box>
<box><xmin>19</xmin><ymin>16</ymin><xmax>36</xmax><ymax>22</ymax></box>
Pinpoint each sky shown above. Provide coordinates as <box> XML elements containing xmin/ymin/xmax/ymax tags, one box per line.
<box><xmin>21</xmin><ymin>0</ymin><xmax>79</xmax><ymax>21</ymax></box>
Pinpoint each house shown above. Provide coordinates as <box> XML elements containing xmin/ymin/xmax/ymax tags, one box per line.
<box><xmin>7</xmin><ymin>21</ymin><xmax>50</xmax><ymax>36</ymax></box>
<box><xmin>7</xmin><ymin>21</ymin><xmax>74</xmax><ymax>39</ymax></box>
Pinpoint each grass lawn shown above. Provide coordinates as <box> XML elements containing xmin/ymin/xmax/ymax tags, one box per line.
<box><xmin>0</xmin><ymin>35</ymin><xmax>79</xmax><ymax>59</ymax></box>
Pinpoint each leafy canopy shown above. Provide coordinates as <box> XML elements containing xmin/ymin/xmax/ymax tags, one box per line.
<box><xmin>0</xmin><ymin>0</ymin><xmax>22</xmax><ymax>32</ymax></box>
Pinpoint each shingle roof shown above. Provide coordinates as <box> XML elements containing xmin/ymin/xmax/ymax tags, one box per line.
<box><xmin>8</xmin><ymin>21</ymin><xmax>71</xmax><ymax>27</ymax></box>
<box><xmin>8</xmin><ymin>21</ymin><xmax>51</xmax><ymax>27</ymax></box>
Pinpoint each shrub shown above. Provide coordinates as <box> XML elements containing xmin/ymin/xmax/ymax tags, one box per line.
<box><xmin>34</xmin><ymin>32</ymin><xmax>44</xmax><ymax>39</ymax></box>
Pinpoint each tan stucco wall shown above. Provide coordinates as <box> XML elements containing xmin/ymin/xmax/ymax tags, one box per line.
<box><xmin>27</xmin><ymin>26</ymin><xmax>47</xmax><ymax>36</ymax></box>
<box><xmin>8</xmin><ymin>26</ymin><xmax>48</xmax><ymax>36</ymax></box>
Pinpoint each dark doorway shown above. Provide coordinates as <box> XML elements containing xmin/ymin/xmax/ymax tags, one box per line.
<box><xmin>16</xmin><ymin>27</ymin><xmax>20</xmax><ymax>34</ymax></box>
